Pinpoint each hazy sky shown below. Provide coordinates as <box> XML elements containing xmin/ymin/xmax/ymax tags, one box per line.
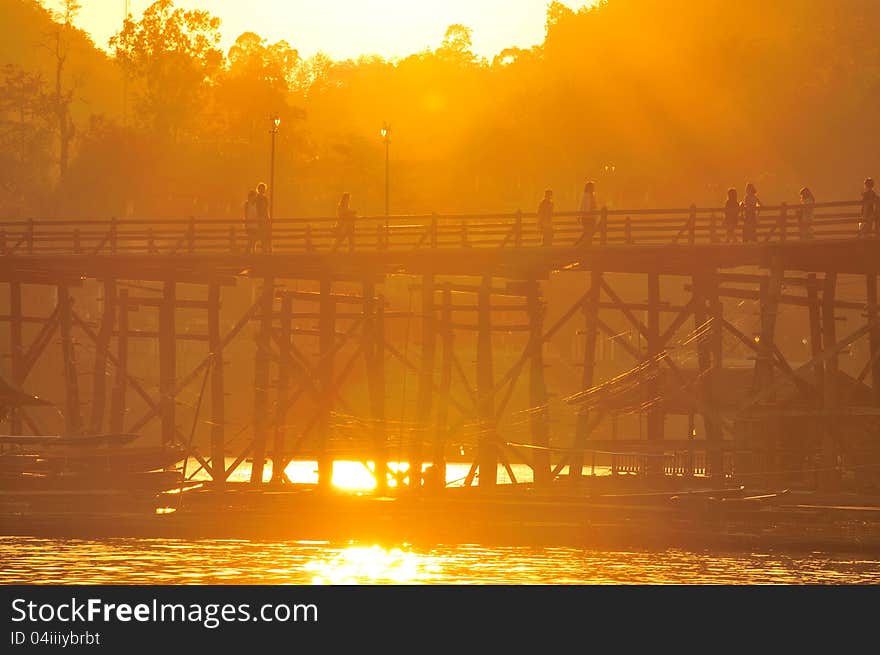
<box><xmin>44</xmin><ymin>0</ymin><xmax>592</xmax><ymax>60</ymax></box>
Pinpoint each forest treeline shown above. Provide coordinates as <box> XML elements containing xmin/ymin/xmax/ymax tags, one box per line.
<box><xmin>2</xmin><ymin>0</ymin><xmax>879</xmax><ymax>221</ymax></box>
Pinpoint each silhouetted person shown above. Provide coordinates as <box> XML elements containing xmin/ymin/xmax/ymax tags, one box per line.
<box><xmin>861</xmin><ymin>177</ymin><xmax>878</xmax><ymax>237</ymax></box>
<box><xmin>537</xmin><ymin>189</ymin><xmax>554</xmax><ymax>246</ymax></box>
<box><xmin>799</xmin><ymin>187</ymin><xmax>815</xmax><ymax>240</ymax></box>
<box><xmin>723</xmin><ymin>187</ymin><xmax>739</xmax><ymax>243</ymax></box>
<box><xmin>576</xmin><ymin>181</ymin><xmax>597</xmax><ymax>246</ymax></box>
<box><xmin>255</xmin><ymin>182</ymin><xmax>271</xmax><ymax>253</ymax></box>
<box><xmin>334</xmin><ymin>192</ymin><xmax>356</xmax><ymax>252</ymax></box>
<box><xmin>243</xmin><ymin>189</ymin><xmax>259</xmax><ymax>253</ymax></box>
<box><xmin>741</xmin><ymin>183</ymin><xmax>761</xmax><ymax>243</ymax></box>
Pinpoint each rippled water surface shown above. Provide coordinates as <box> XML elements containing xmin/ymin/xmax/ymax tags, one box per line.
<box><xmin>1</xmin><ymin>537</ymin><xmax>878</xmax><ymax>584</ymax></box>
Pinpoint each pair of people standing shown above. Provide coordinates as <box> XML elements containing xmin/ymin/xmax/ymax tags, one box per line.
<box><xmin>536</xmin><ymin>181</ymin><xmax>598</xmax><ymax>247</ymax></box>
<box><xmin>723</xmin><ymin>183</ymin><xmax>763</xmax><ymax>243</ymax></box>
<box><xmin>243</xmin><ymin>183</ymin><xmax>271</xmax><ymax>253</ymax></box>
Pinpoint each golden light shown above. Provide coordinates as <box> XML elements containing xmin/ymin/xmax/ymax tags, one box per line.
<box><xmin>272</xmin><ymin>114</ymin><xmax>281</xmax><ymax>130</ymax></box>
<box><xmin>380</xmin><ymin>122</ymin><xmax>391</xmax><ymax>141</ymax></box>
<box><xmin>304</xmin><ymin>545</ymin><xmax>436</xmax><ymax>584</ymax></box>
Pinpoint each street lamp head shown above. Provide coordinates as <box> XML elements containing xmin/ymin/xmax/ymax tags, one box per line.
<box><xmin>380</xmin><ymin>122</ymin><xmax>391</xmax><ymax>141</ymax></box>
<box><xmin>272</xmin><ymin>115</ymin><xmax>281</xmax><ymax>131</ymax></box>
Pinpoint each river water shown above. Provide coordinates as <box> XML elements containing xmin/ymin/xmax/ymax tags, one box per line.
<box><xmin>2</xmin><ymin>537</ymin><xmax>878</xmax><ymax>584</ymax></box>
<box><xmin>3</xmin><ymin>459</ymin><xmax>879</xmax><ymax>584</ymax></box>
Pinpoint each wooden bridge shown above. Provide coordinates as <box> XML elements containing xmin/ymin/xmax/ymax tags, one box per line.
<box><xmin>2</xmin><ymin>199</ymin><xmax>878</xmax><ymax>492</ymax></box>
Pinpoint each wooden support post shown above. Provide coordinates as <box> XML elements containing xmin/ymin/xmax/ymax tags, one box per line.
<box><xmin>208</xmin><ymin>282</ymin><xmax>225</xmax><ymax>486</ymax></box>
<box><xmin>159</xmin><ymin>281</ymin><xmax>176</xmax><ymax>445</ymax></box>
<box><xmin>250</xmin><ymin>278</ymin><xmax>273</xmax><ymax>485</ymax></box>
<box><xmin>9</xmin><ymin>281</ymin><xmax>23</xmax><ymax>434</ymax></box>
<box><xmin>109</xmin><ymin>290</ymin><xmax>129</xmax><ymax>433</ymax></box>
<box><xmin>89</xmin><ymin>279</ymin><xmax>116</xmax><ymax>434</ymax></box>
<box><xmin>271</xmin><ymin>291</ymin><xmax>292</xmax><ymax>484</ymax></box>
<box><xmin>822</xmin><ymin>272</ymin><xmax>840</xmax><ymax>490</ymax></box>
<box><xmin>58</xmin><ymin>284</ymin><xmax>82</xmax><ymax>435</ymax></box>
<box><xmin>434</xmin><ymin>286</ymin><xmax>453</xmax><ymax>490</ymax></box>
<box><xmin>525</xmin><ymin>278</ymin><xmax>550</xmax><ymax>487</ymax></box>
<box><xmin>807</xmin><ymin>274</ymin><xmax>824</xmax><ymax>390</ymax></box>
<box><xmin>645</xmin><ymin>273</ymin><xmax>663</xmax><ymax>477</ymax></box>
<box><xmin>571</xmin><ymin>271</ymin><xmax>601</xmax><ymax>485</ymax></box>
<box><xmin>753</xmin><ymin>258</ymin><xmax>782</xmax><ymax>481</ymax></box>
<box><xmin>476</xmin><ymin>275</ymin><xmax>496</xmax><ymax>489</ymax></box>
<box><xmin>693</xmin><ymin>273</ymin><xmax>724</xmax><ymax>479</ymax></box>
<box><xmin>867</xmin><ymin>273</ymin><xmax>880</xmax><ymax>405</ymax></box>
<box><xmin>413</xmin><ymin>274</ymin><xmax>436</xmax><ymax>487</ymax></box>
<box><xmin>363</xmin><ymin>282</ymin><xmax>387</xmax><ymax>494</ymax></box>
<box><xmin>318</xmin><ymin>276</ymin><xmax>336</xmax><ymax>490</ymax></box>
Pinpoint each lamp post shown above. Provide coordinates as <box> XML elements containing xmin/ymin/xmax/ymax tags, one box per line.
<box><xmin>381</xmin><ymin>122</ymin><xmax>391</xmax><ymax>236</ymax></box>
<box><xmin>270</xmin><ymin>114</ymin><xmax>280</xmax><ymax>219</ymax></box>
<box><xmin>603</xmin><ymin>163</ymin><xmax>616</xmax><ymax>207</ymax></box>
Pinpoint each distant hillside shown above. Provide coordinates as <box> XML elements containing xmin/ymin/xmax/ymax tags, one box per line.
<box><xmin>0</xmin><ymin>0</ymin><xmax>123</xmax><ymax>121</ymax></box>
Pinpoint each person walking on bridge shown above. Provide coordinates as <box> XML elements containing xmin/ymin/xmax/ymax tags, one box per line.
<box><xmin>575</xmin><ymin>181</ymin><xmax>597</xmax><ymax>246</ymax></box>
<box><xmin>799</xmin><ymin>187</ymin><xmax>815</xmax><ymax>240</ymax></box>
<box><xmin>254</xmin><ymin>182</ymin><xmax>272</xmax><ymax>253</ymax></box>
<box><xmin>334</xmin><ymin>192</ymin><xmax>357</xmax><ymax>252</ymax></box>
<box><xmin>243</xmin><ymin>189</ymin><xmax>259</xmax><ymax>253</ymax></box>
<box><xmin>860</xmin><ymin>177</ymin><xmax>878</xmax><ymax>237</ymax></box>
<box><xmin>537</xmin><ymin>189</ymin><xmax>555</xmax><ymax>246</ymax></box>
<box><xmin>741</xmin><ymin>183</ymin><xmax>761</xmax><ymax>243</ymax></box>
<box><xmin>723</xmin><ymin>187</ymin><xmax>739</xmax><ymax>243</ymax></box>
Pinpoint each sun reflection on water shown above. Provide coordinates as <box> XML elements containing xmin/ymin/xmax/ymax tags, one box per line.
<box><xmin>304</xmin><ymin>545</ymin><xmax>438</xmax><ymax>584</ymax></box>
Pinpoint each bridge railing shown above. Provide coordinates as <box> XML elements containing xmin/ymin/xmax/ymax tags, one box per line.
<box><xmin>0</xmin><ymin>200</ymin><xmax>864</xmax><ymax>255</ymax></box>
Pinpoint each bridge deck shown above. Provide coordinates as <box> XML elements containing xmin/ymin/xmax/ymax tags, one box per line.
<box><xmin>1</xmin><ymin>239</ymin><xmax>878</xmax><ymax>283</ymax></box>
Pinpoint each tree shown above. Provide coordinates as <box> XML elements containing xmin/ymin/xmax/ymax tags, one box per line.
<box><xmin>110</xmin><ymin>0</ymin><xmax>222</xmax><ymax>137</ymax></box>
<box><xmin>437</xmin><ymin>24</ymin><xmax>477</xmax><ymax>65</ymax></box>
<box><xmin>48</xmin><ymin>0</ymin><xmax>81</xmax><ymax>183</ymax></box>
<box><xmin>0</xmin><ymin>65</ymin><xmax>53</xmax><ymax>217</ymax></box>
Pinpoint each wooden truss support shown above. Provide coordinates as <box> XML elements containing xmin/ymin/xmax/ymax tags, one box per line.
<box><xmin>867</xmin><ymin>273</ymin><xmax>880</xmax><ymax>405</ymax></box>
<box><xmin>434</xmin><ymin>286</ymin><xmax>454</xmax><ymax>490</ymax></box>
<box><xmin>109</xmin><ymin>290</ymin><xmax>129</xmax><ymax>433</ymax></box>
<box><xmin>363</xmin><ymin>280</ymin><xmax>388</xmax><ymax>494</ymax></box>
<box><xmin>476</xmin><ymin>275</ymin><xmax>496</xmax><ymax>488</ymax></box>
<box><xmin>251</xmin><ymin>277</ymin><xmax>274</xmax><ymax>484</ymax></box>
<box><xmin>208</xmin><ymin>282</ymin><xmax>226</xmax><ymax>485</ymax></box>
<box><xmin>821</xmin><ymin>272</ymin><xmax>839</xmax><ymax>490</ymax></box>
<box><xmin>159</xmin><ymin>281</ymin><xmax>176</xmax><ymax>445</ymax></box>
<box><xmin>88</xmin><ymin>279</ymin><xmax>116</xmax><ymax>434</ymax></box>
<box><xmin>645</xmin><ymin>273</ymin><xmax>664</xmax><ymax>476</ymax></box>
<box><xmin>525</xmin><ymin>278</ymin><xmax>550</xmax><ymax>487</ymax></box>
<box><xmin>318</xmin><ymin>276</ymin><xmax>336</xmax><ymax>489</ymax></box>
<box><xmin>58</xmin><ymin>284</ymin><xmax>82</xmax><ymax>435</ymax></box>
<box><xmin>413</xmin><ymin>274</ymin><xmax>436</xmax><ymax>487</ymax></box>
<box><xmin>9</xmin><ymin>281</ymin><xmax>23</xmax><ymax>434</ymax></box>
<box><xmin>270</xmin><ymin>291</ymin><xmax>292</xmax><ymax>484</ymax></box>
<box><xmin>571</xmin><ymin>270</ymin><xmax>602</xmax><ymax>484</ymax></box>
